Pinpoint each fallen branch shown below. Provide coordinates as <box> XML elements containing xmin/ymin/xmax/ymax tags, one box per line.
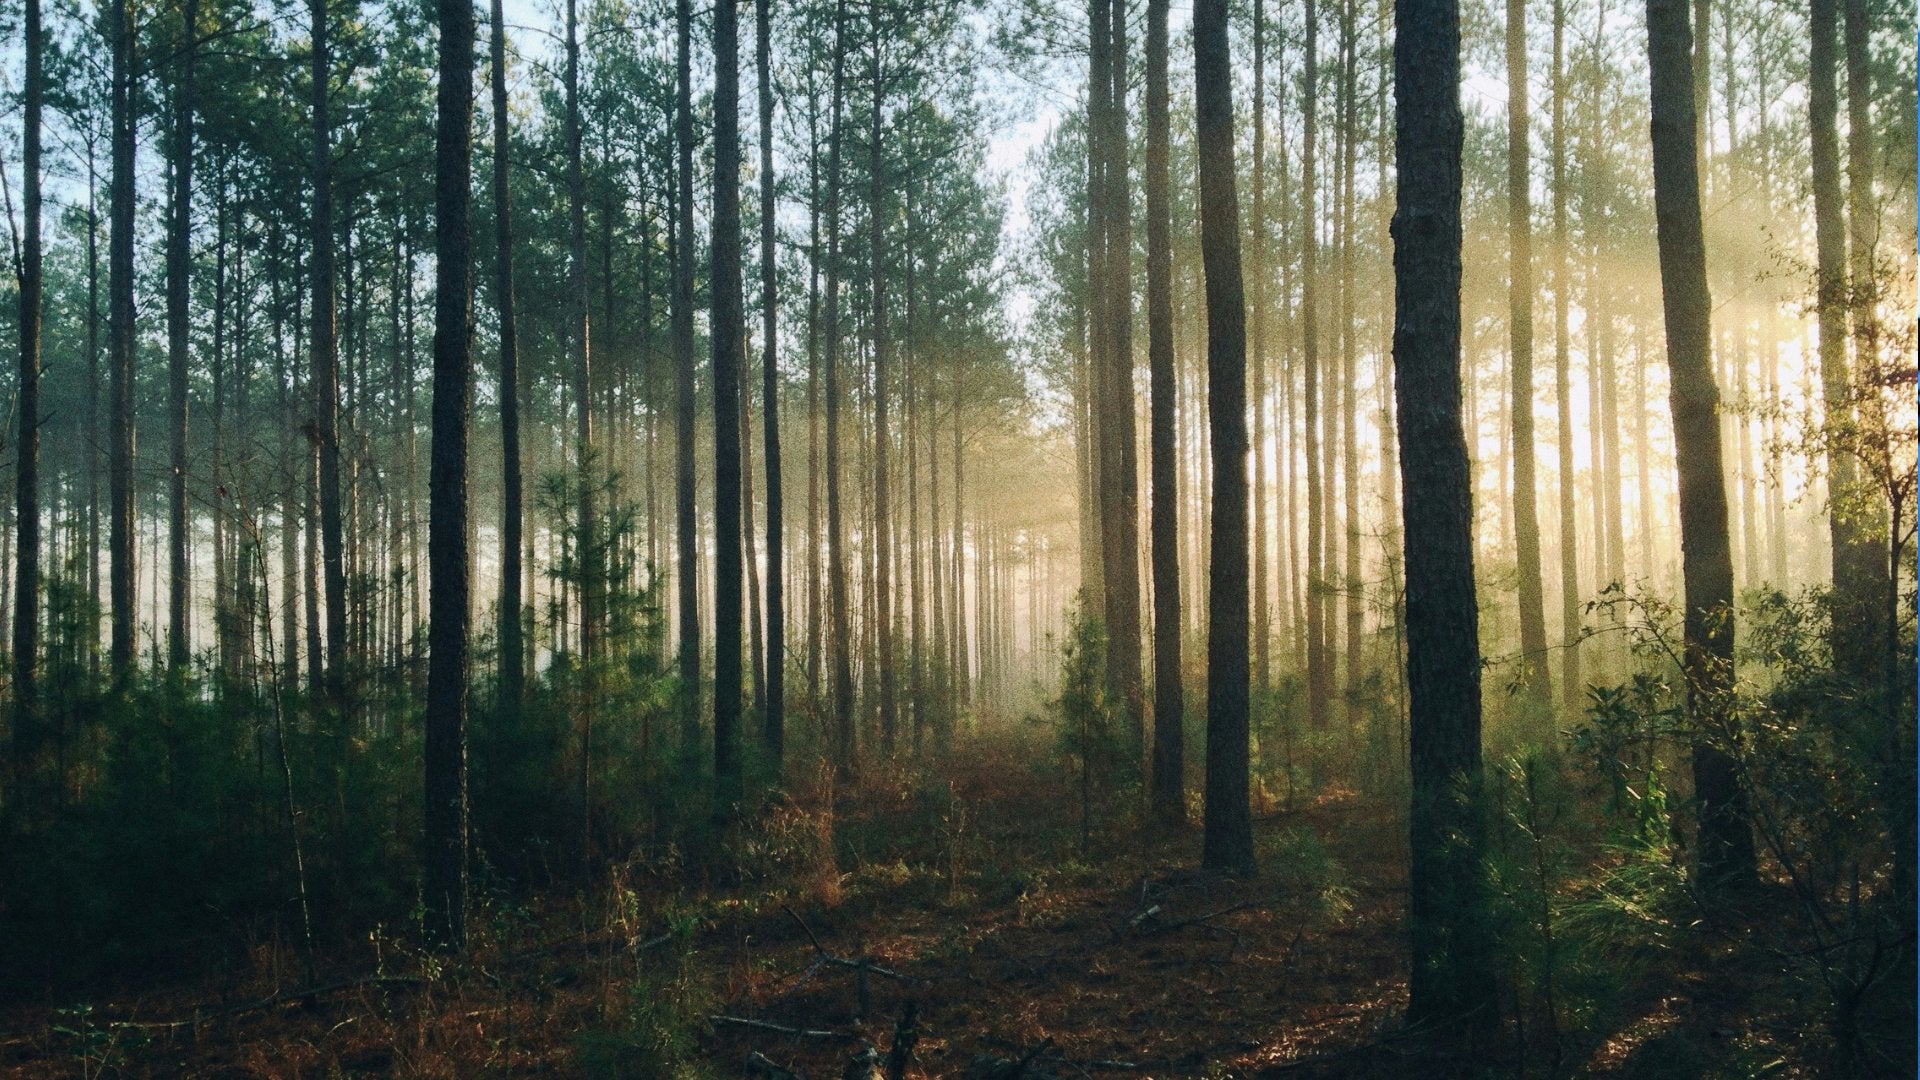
<box><xmin>711</xmin><ymin>1015</ymin><xmax>857</xmax><ymax>1041</ymax></box>
<box><xmin>781</xmin><ymin>905</ymin><xmax>923</xmax><ymax>984</ymax></box>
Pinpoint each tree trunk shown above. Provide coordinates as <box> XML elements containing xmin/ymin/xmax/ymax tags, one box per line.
<box><xmin>1645</xmin><ymin>0</ymin><xmax>1755</xmax><ymax>888</ymax></box>
<box><xmin>1196</xmin><ymin>0</ymin><xmax>1251</xmax><ymax>873</ymax></box>
<box><xmin>869</xmin><ymin>0</ymin><xmax>898</xmax><ymax>756</ymax></box>
<box><xmin>108</xmin><ymin>0</ymin><xmax>137</xmax><ymax>684</ymax></box>
<box><xmin>1145</xmin><ymin>0</ymin><xmax>1183</xmax><ymax>826</ymax></box>
<box><xmin>424</xmin><ymin>0</ymin><xmax>474</xmax><ymax>949</ymax></box>
<box><xmin>491</xmin><ymin>0</ymin><xmax>524</xmax><ymax>714</ymax></box>
<box><xmin>1551</xmin><ymin>0</ymin><xmax>1580</xmax><ymax>710</ymax></box>
<box><xmin>311</xmin><ymin>0</ymin><xmax>349</xmax><ymax>706</ymax></box>
<box><xmin>674</xmin><ymin>0</ymin><xmax>701</xmax><ymax>750</ymax></box>
<box><xmin>167</xmin><ymin>0</ymin><xmax>199</xmax><ymax>675</ymax></box>
<box><xmin>1813</xmin><ymin>0</ymin><xmax>1887</xmax><ymax>676</ymax></box>
<box><xmin>1507</xmin><ymin>0</ymin><xmax>1550</xmax><ymax>706</ymax></box>
<box><xmin>1301</xmin><ymin>0</ymin><xmax>1328</xmax><ymax>728</ymax></box>
<box><xmin>711</xmin><ymin>0</ymin><xmax>746</xmax><ymax>813</ymax></box>
<box><xmin>823</xmin><ymin>0</ymin><xmax>855</xmax><ymax>773</ymax></box>
<box><xmin>757</xmin><ymin>0</ymin><xmax>785</xmax><ymax>766</ymax></box>
<box><xmin>1393</xmin><ymin>0</ymin><xmax>1495</xmax><ymax>1026</ymax></box>
<box><xmin>14</xmin><ymin>0</ymin><xmax>44</xmax><ymax>754</ymax></box>
<box><xmin>1091</xmin><ymin>0</ymin><xmax>1144</xmax><ymax>753</ymax></box>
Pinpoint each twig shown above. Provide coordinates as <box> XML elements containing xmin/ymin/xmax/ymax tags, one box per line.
<box><xmin>710</xmin><ymin>1015</ymin><xmax>857</xmax><ymax>1041</ymax></box>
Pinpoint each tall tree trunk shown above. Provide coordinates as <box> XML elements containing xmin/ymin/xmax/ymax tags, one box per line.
<box><xmin>758</xmin><ymin>0</ymin><xmax>785</xmax><ymax>766</ymax></box>
<box><xmin>1507</xmin><ymin>0</ymin><xmax>1550</xmax><ymax>705</ymax></box>
<box><xmin>712</xmin><ymin>0</ymin><xmax>745</xmax><ymax>813</ymax></box>
<box><xmin>167</xmin><ymin>0</ymin><xmax>199</xmax><ymax>675</ymax></box>
<box><xmin>1250</xmin><ymin>0</ymin><xmax>1269</xmax><ymax>693</ymax></box>
<box><xmin>674</xmin><ymin>0</ymin><xmax>701</xmax><ymax>749</ymax></box>
<box><xmin>1301</xmin><ymin>0</ymin><xmax>1328</xmax><ymax>728</ymax></box>
<box><xmin>1145</xmin><ymin>0</ymin><xmax>1183</xmax><ymax>826</ymax></box>
<box><xmin>823</xmin><ymin>0</ymin><xmax>855</xmax><ymax>772</ymax></box>
<box><xmin>1394</xmin><ymin>0</ymin><xmax>1494</xmax><ymax>1026</ymax></box>
<box><xmin>1813</xmin><ymin>0</ymin><xmax>1887</xmax><ymax>675</ymax></box>
<box><xmin>1091</xmin><ymin>0</ymin><xmax>1144</xmax><ymax>753</ymax></box>
<box><xmin>424</xmin><ymin>0</ymin><xmax>474</xmax><ymax>949</ymax></box>
<box><xmin>1550</xmin><ymin>0</ymin><xmax>1580</xmax><ymax>710</ymax></box>
<box><xmin>1196</xmin><ymin>0</ymin><xmax>1251</xmax><ymax>873</ymax></box>
<box><xmin>311</xmin><ymin>0</ymin><xmax>349</xmax><ymax>705</ymax></box>
<box><xmin>565</xmin><ymin>0</ymin><xmax>598</xmax><ymax>678</ymax></box>
<box><xmin>1339</xmin><ymin>0</ymin><xmax>1361</xmax><ymax>729</ymax></box>
<box><xmin>1645</xmin><ymin>0</ymin><xmax>1755</xmax><ymax>887</ymax></box>
<box><xmin>108</xmin><ymin>0</ymin><xmax>137</xmax><ymax>684</ymax></box>
<box><xmin>491</xmin><ymin>0</ymin><xmax>524</xmax><ymax>714</ymax></box>
<box><xmin>869</xmin><ymin>0</ymin><xmax>898</xmax><ymax>756</ymax></box>
<box><xmin>710</xmin><ymin>0</ymin><xmax>744</xmax><ymax>807</ymax></box>
<box><xmin>14</xmin><ymin>0</ymin><xmax>44</xmax><ymax>752</ymax></box>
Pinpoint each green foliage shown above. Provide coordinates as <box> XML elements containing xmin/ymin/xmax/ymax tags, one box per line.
<box><xmin>1047</xmin><ymin>602</ymin><xmax>1136</xmax><ymax>849</ymax></box>
<box><xmin>576</xmin><ymin>927</ymin><xmax>712</xmax><ymax>1080</ymax></box>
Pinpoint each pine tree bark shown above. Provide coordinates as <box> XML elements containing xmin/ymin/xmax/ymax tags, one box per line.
<box><xmin>167</xmin><ymin>0</ymin><xmax>199</xmax><ymax>674</ymax></box>
<box><xmin>824</xmin><ymin>0</ymin><xmax>856</xmax><ymax>773</ymax></box>
<box><xmin>1394</xmin><ymin>0</ymin><xmax>1495</xmax><ymax>1026</ymax></box>
<box><xmin>14</xmin><ymin>0</ymin><xmax>44</xmax><ymax>742</ymax></box>
<box><xmin>1145</xmin><ymin>0</ymin><xmax>1182</xmax><ymax>826</ymax></box>
<box><xmin>1196</xmin><ymin>0</ymin><xmax>1251</xmax><ymax>873</ymax></box>
<box><xmin>311</xmin><ymin>0</ymin><xmax>349</xmax><ymax>705</ymax></box>
<box><xmin>869</xmin><ymin>0</ymin><xmax>898</xmax><ymax>756</ymax></box>
<box><xmin>424</xmin><ymin>0</ymin><xmax>475</xmax><ymax>949</ymax></box>
<box><xmin>674</xmin><ymin>0</ymin><xmax>702</xmax><ymax>748</ymax></box>
<box><xmin>758</xmin><ymin>0</ymin><xmax>785</xmax><ymax>765</ymax></box>
<box><xmin>1551</xmin><ymin>0</ymin><xmax>1581</xmax><ymax>710</ymax></box>
<box><xmin>712</xmin><ymin>0</ymin><xmax>746</xmax><ymax>813</ymax></box>
<box><xmin>1090</xmin><ymin>0</ymin><xmax>1143</xmax><ymax>752</ymax></box>
<box><xmin>108</xmin><ymin>0</ymin><xmax>138</xmax><ymax>684</ymax></box>
<box><xmin>1645</xmin><ymin>0</ymin><xmax>1755</xmax><ymax>888</ymax></box>
<box><xmin>1812</xmin><ymin>0</ymin><xmax>1886</xmax><ymax>676</ymax></box>
<box><xmin>1506</xmin><ymin>0</ymin><xmax>1550</xmax><ymax>705</ymax></box>
<box><xmin>491</xmin><ymin>0</ymin><xmax>524</xmax><ymax>715</ymax></box>
<box><xmin>1301</xmin><ymin>0</ymin><xmax>1328</xmax><ymax>728</ymax></box>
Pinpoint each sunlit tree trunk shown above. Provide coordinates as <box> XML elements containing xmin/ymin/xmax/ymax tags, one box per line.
<box><xmin>1301</xmin><ymin>0</ymin><xmax>1328</xmax><ymax>727</ymax></box>
<box><xmin>1507</xmin><ymin>0</ymin><xmax>1550</xmax><ymax>706</ymax></box>
<box><xmin>1550</xmin><ymin>0</ymin><xmax>1580</xmax><ymax>710</ymax></box>
<box><xmin>1646</xmin><ymin>0</ymin><xmax>1755</xmax><ymax>888</ymax></box>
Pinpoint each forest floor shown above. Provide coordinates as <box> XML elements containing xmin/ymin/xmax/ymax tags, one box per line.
<box><xmin>0</xmin><ymin>733</ymin><xmax>1849</xmax><ymax>1078</ymax></box>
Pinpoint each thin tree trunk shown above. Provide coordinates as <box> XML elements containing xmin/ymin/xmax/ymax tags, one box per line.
<box><xmin>1551</xmin><ymin>0</ymin><xmax>1581</xmax><ymax>709</ymax></box>
<box><xmin>674</xmin><ymin>0</ymin><xmax>701</xmax><ymax>749</ymax></box>
<box><xmin>108</xmin><ymin>0</ymin><xmax>137</xmax><ymax>683</ymax></box>
<box><xmin>14</xmin><ymin>0</ymin><xmax>44</xmax><ymax>749</ymax></box>
<box><xmin>1301</xmin><ymin>0</ymin><xmax>1328</xmax><ymax>728</ymax></box>
<box><xmin>1145</xmin><ymin>0</ymin><xmax>1183</xmax><ymax>826</ymax></box>
<box><xmin>823</xmin><ymin>0</ymin><xmax>855</xmax><ymax>773</ymax></box>
<box><xmin>311</xmin><ymin>0</ymin><xmax>349</xmax><ymax>704</ymax></box>
<box><xmin>1507</xmin><ymin>0</ymin><xmax>1550</xmax><ymax>705</ymax></box>
<box><xmin>869</xmin><ymin>0</ymin><xmax>898</xmax><ymax>756</ymax></box>
<box><xmin>491</xmin><ymin>0</ymin><xmax>524</xmax><ymax>712</ymax></box>
<box><xmin>167</xmin><ymin>0</ymin><xmax>199</xmax><ymax>674</ymax></box>
<box><xmin>757</xmin><ymin>0</ymin><xmax>785</xmax><ymax>765</ymax></box>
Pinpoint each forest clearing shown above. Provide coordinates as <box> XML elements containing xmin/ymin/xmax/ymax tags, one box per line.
<box><xmin>0</xmin><ymin>0</ymin><xmax>1912</xmax><ymax>1067</ymax></box>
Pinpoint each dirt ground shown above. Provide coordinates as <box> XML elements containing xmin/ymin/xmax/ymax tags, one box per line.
<box><xmin>0</xmin><ymin>738</ymin><xmax>1859</xmax><ymax>1078</ymax></box>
